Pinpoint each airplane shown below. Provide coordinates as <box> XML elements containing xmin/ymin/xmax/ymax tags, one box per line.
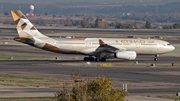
<box><xmin>10</xmin><ymin>10</ymin><xmax>175</xmax><ymax>62</ymax></box>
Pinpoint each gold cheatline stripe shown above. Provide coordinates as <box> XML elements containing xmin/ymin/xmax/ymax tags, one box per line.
<box><xmin>42</xmin><ymin>43</ymin><xmax>60</xmax><ymax>52</ymax></box>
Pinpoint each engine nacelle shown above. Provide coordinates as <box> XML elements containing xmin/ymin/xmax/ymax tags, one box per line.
<box><xmin>114</xmin><ymin>51</ymin><xmax>137</xmax><ymax>60</ymax></box>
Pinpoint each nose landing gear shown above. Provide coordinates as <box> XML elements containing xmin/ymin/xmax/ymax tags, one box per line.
<box><xmin>154</xmin><ymin>54</ymin><xmax>159</xmax><ymax>61</ymax></box>
<box><xmin>154</xmin><ymin>58</ymin><xmax>158</xmax><ymax>61</ymax></box>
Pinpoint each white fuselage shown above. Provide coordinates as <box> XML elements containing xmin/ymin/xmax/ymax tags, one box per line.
<box><xmin>44</xmin><ymin>38</ymin><xmax>175</xmax><ymax>55</ymax></box>
<box><xmin>11</xmin><ymin>10</ymin><xmax>175</xmax><ymax>61</ymax></box>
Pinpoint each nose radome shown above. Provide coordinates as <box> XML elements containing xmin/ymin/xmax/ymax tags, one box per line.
<box><xmin>172</xmin><ymin>45</ymin><xmax>175</xmax><ymax>50</ymax></box>
<box><xmin>170</xmin><ymin>45</ymin><xmax>175</xmax><ymax>51</ymax></box>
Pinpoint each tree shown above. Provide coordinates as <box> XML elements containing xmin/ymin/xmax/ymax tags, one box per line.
<box><xmin>145</xmin><ymin>21</ymin><xmax>151</xmax><ymax>29</ymax></box>
<box><xmin>163</xmin><ymin>25</ymin><xmax>172</xmax><ymax>29</ymax></box>
<box><xmin>95</xmin><ymin>18</ymin><xmax>105</xmax><ymax>28</ymax></box>
<box><xmin>173</xmin><ymin>23</ymin><xmax>180</xmax><ymax>29</ymax></box>
<box><xmin>65</xmin><ymin>18</ymin><xmax>72</xmax><ymax>26</ymax></box>
<box><xmin>55</xmin><ymin>70</ymin><xmax>128</xmax><ymax>101</ymax></box>
<box><xmin>45</xmin><ymin>12</ymin><xmax>48</xmax><ymax>16</ymax></box>
<box><xmin>116</xmin><ymin>22</ymin><xmax>140</xmax><ymax>29</ymax></box>
<box><xmin>87</xmin><ymin>77</ymin><xmax>128</xmax><ymax>101</ymax></box>
<box><xmin>80</xmin><ymin>20</ymin><xmax>89</xmax><ymax>28</ymax></box>
<box><xmin>53</xmin><ymin>15</ymin><xmax>56</xmax><ymax>19</ymax></box>
<box><xmin>116</xmin><ymin>22</ymin><xmax>124</xmax><ymax>28</ymax></box>
<box><xmin>4</xmin><ymin>12</ymin><xmax>9</xmax><ymax>16</ymax></box>
<box><xmin>134</xmin><ymin>23</ymin><xmax>141</xmax><ymax>29</ymax></box>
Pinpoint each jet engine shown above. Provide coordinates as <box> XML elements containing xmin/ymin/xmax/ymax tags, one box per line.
<box><xmin>114</xmin><ymin>51</ymin><xmax>137</xmax><ymax>60</ymax></box>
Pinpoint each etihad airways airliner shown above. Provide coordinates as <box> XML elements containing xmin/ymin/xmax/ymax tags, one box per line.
<box><xmin>11</xmin><ymin>10</ymin><xmax>175</xmax><ymax>62</ymax></box>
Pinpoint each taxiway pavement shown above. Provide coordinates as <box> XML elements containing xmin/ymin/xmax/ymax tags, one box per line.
<box><xmin>0</xmin><ymin>59</ymin><xmax>180</xmax><ymax>97</ymax></box>
<box><xmin>0</xmin><ymin>28</ymin><xmax>180</xmax><ymax>99</ymax></box>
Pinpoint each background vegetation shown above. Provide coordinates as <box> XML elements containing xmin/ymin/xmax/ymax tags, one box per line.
<box><xmin>55</xmin><ymin>70</ymin><xmax>128</xmax><ymax>101</ymax></box>
<box><xmin>1</xmin><ymin>1</ymin><xmax>180</xmax><ymax>29</ymax></box>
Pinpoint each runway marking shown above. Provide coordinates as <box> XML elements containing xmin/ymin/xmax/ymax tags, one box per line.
<box><xmin>100</xmin><ymin>63</ymin><xmax>112</xmax><ymax>67</ymax></box>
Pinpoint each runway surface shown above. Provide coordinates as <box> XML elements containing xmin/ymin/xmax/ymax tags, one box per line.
<box><xmin>0</xmin><ymin>28</ymin><xmax>180</xmax><ymax>98</ymax></box>
<box><xmin>0</xmin><ymin>27</ymin><xmax>180</xmax><ymax>35</ymax></box>
<box><xmin>0</xmin><ymin>59</ymin><xmax>180</xmax><ymax>97</ymax></box>
<box><xmin>1</xmin><ymin>28</ymin><xmax>180</xmax><ymax>39</ymax></box>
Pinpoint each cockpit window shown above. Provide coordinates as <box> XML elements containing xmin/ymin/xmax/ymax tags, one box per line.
<box><xmin>167</xmin><ymin>43</ymin><xmax>171</xmax><ymax>45</ymax></box>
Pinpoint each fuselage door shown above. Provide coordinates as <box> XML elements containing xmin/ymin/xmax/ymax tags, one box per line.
<box><xmin>136</xmin><ymin>43</ymin><xmax>140</xmax><ymax>48</ymax></box>
<box><xmin>159</xmin><ymin>42</ymin><xmax>164</xmax><ymax>48</ymax></box>
<box><xmin>85</xmin><ymin>42</ymin><xmax>91</xmax><ymax>47</ymax></box>
<box><xmin>158</xmin><ymin>42</ymin><xmax>165</xmax><ymax>53</ymax></box>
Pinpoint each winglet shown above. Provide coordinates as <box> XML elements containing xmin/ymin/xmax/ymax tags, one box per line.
<box><xmin>99</xmin><ymin>39</ymin><xmax>105</xmax><ymax>45</ymax></box>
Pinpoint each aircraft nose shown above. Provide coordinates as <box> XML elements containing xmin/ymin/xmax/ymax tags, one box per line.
<box><xmin>171</xmin><ymin>45</ymin><xmax>175</xmax><ymax>51</ymax></box>
<box><xmin>169</xmin><ymin>45</ymin><xmax>175</xmax><ymax>52</ymax></box>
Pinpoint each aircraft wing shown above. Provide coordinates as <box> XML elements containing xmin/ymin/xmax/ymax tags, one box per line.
<box><xmin>94</xmin><ymin>39</ymin><xmax>125</xmax><ymax>53</ymax></box>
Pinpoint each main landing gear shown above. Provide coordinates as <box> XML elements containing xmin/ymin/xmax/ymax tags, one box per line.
<box><xmin>154</xmin><ymin>54</ymin><xmax>159</xmax><ymax>61</ymax></box>
<box><xmin>95</xmin><ymin>57</ymin><xmax>106</xmax><ymax>62</ymax></box>
<box><xmin>84</xmin><ymin>53</ymin><xmax>107</xmax><ymax>62</ymax></box>
<box><xmin>83</xmin><ymin>57</ymin><xmax>106</xmax><ymax>62</ymax></box>
<box><xmin>84</xmin><ymin>57</ymin><xmax>95</xmax><ymax>61</ymax></box>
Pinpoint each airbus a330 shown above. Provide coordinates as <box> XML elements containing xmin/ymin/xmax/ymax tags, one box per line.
<box><xmin>11</xmin><ymin>10</ymin><xmax>175</xmax><ymax>62</ymax></box>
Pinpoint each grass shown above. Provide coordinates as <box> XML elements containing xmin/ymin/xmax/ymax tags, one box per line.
<box><xmin>164</xmin><ymin>97</ymin><xmax>180</xmax><ymax>101</ymax></box>
<box><xmin>112</xmin><ymin>62</ymin><xmax>180</xmax><ymax>68</ymax></box>
<box><xmin>0</xmin><ymin>97</ymin><xmax>57</xmax><ymax>101</ymax></box>
<box><xmin>0</xmin><ymin>74</ymin><xmax>67</xmax><ymax>88</ymax></box>
<box><xmin>157</xmin><ymin>96</ymin><xmax>180</xmax><ymax>101</ymax></box>
<box><xmin>0</xmin><ymin>54</ymin><xmax>53</xmax><ymax>60</ymax></box>
<box><xmin>0</xmin><ymin>53</ymin><xmax>82</xmax><ymax>60</ymax></box>
<box><xmin>169</xmin><ymin>98</ymin><xmax>180</xmax><ymax>101</ymax></box>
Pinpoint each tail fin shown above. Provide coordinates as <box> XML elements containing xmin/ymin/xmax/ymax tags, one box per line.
<box><xmin>11</xmin><ymin>10</ymin><xmax>60</xmax><ymax>52</ymax></box>
<box><xmin>11</xmin><ymin>10</ymin><xmax>46</xmax><ymax>38</ymax></box>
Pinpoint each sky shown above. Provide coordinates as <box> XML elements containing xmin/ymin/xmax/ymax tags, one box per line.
<box><xmin>0</xmin><ymin>0</ymin><xmax>179</xmax><ymax>16</ymax></box>
<box><xmin>0</xmin><ymin>0</ymin><xmax>179</xmax><ymax>4</ymax></box>
<box><xmin>0</xmin><ymin>0</ymin><xmax>60</xmax><ymax>4</ymax></box>
<box><xmin>0</xmin><ymin>0</ymin><xmax>173</xmax><ymax>4</ymax></box>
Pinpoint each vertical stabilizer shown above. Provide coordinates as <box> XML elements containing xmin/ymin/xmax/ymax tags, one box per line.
<box><xmin>11</xmin><ymin>10</ymin><xmax>46</xmax><ymax>38</ymax></box>
<box><xmin>11</xmin><ymin>10</ymin><xmax>60</xmax><ymax>53</ymax></box>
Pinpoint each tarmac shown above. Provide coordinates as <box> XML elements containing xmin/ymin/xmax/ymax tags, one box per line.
<box><xmin>0</xmin><ymin>60</ymin><xmax>179</xmax><ymax>101</ymax></box>
<box><xmin>0</xmin><ymin>28</ymin><xmax>180</xmax><ymax>101</ymax></box>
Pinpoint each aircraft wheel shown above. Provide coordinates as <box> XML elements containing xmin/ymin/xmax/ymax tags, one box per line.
<box><xmin>89</xmin><ymin>57</ymin><xmax>95</xmax><ymax>61</ymax></box>
<box><xmin>154</xmin><ymin>58</ymin><xmax>158</xmax><ymax>61</ymax></box>
<box><xmin>84</xmin><ymin>57</ymin><xmax>89</xmax><ymax>61</ymax></box>
<box><xmin>101</xmin><ymin>58</ymin><xmax>106</xmax><ymax>62</ymax></box>
<box><xmin>95</xmin><ymin>58</ymin><xmax>100</xmax><ymax>62</ymax></box>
